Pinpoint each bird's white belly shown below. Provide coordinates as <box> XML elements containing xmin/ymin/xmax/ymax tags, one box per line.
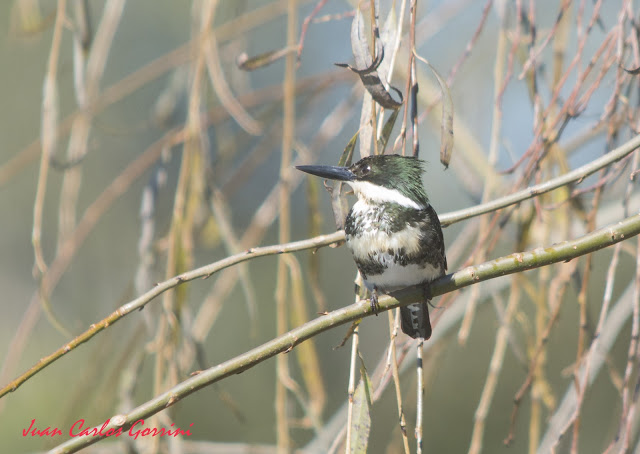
<box><xmin>362</xmin><ymin>261</ymin><xmax>442</xmax><ymax>292</ymax></box>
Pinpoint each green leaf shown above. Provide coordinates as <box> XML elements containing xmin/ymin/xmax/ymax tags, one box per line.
<box><xmin>331</xmin><ymin>131</ymin><xmax>359</xmax><ymax>230</ymax></box>
<box><xmin>377</xmin><ymin>108</ymin><xmax>400</xmax><ymax>154</ymax></box>
<box><xmin>350</xmin><ymin>355</ymin><xmax>372</xmax><ymax>454</ymax></box>
<box><xmin>338</xmin><ymin>130</ymin><xmax>359</xmax><ymax>167</ymax></box>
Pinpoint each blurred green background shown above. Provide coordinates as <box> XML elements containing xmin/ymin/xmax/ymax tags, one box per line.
<box><xmin>0</xmin><ymin>1</ymin><xmax>636</xmax><ymax>453</ymax></box>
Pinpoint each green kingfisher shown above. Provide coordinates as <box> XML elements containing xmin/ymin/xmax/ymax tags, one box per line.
<box><xmin>297</xmin><ymin>154</ymin><xmax>447</xmax><ymax>339</ymax></box>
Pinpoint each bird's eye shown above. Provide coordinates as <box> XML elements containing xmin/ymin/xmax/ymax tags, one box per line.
<box><xmin>362</xmin><ymin>165</ymin><xmax>371</xmax><ymax>174</ymax></box>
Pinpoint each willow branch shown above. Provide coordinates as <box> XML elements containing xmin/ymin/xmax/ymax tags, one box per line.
<box><xmin>439</xmin><ymin>133</ymin><xmax>640</xmax><ymax>226</ymax></box>
<box><xmin>48</xmin><ymin>212</ymin><xmax>640</xmax><ymax>454</ymax></box>
<box><xmin>2</xmin><ymin>129</ymin><xmax>640</xmax><ymax>397</ymax></box>
<box><xmin>0</xmin><ymin>231</ymin><xmax>342</xmax><ymax>399</ymax></box>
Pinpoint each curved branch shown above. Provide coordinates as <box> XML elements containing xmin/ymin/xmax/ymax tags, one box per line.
<box><xmin>49</xmin><ymin>212</ymin><xmax>640</xmax><ymax>453</ymax></box>
<box><xmin>0</xmin><ymin>231</ymin><xmax>343</xmax><ymax>399</ymax></box>
<box><xmin>2</xmin><ymin>132</ymin><xmax>640</xmax><ymax>399</ymax></box>
<box><xmin>439</xmin><ymin>133</ymin><xmax>640</xmax><ymax>226</ymax></box>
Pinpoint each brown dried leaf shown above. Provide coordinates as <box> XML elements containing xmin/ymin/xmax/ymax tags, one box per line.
<box><xmin>414</xmin><ymin>52</ymin><xmax>454</xmax><ymax>167</ymax></box>
<box><xmin>237</xmin><ymin>47</ymin><xmax>294</xmax><ymax>71</ymax></box>
<box><xmin>335</xmin><ymin>10</ymin><xmax>402</xmax><ymax>110</ymax></box>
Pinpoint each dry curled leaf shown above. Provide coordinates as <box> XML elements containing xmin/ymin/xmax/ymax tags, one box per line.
<box><xmin>237</xmin><ymin>47</ymin><xmax>295</xmax><ymax>71</ymax></box>
<box><xmin>414</xmin><ymin>52</ymin><xmax>454</xmax><ymax>167</ymax></box>
<box><xmin>335</xmin><ymin>10</ymin><xmax>402</xmax><ymax>110</ymax></box>
<box><xmin>622</xmin><ymin>65</ymin><xmax>640</xmax><ymax>75</ymax></box>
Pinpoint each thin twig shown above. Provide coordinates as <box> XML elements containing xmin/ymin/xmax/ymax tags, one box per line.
<box><xmin>345</xmin><ymin>323</ymin><xmax>360</xmax><ymax>454</ymax></box>
<box><xmin>469</xmin><ymin>288</ymin><xmax>518</xmax><ymax>454</ymax></box>
<box><xmin>440</xmin><ymin>133</ymin><xmax>640</xmax><ymax>227</ymax></box>
<box><xmin>504</xmin><ymin>259</ymin><xmax>579</xmax><ymax>445</ymax></box>
<box><xmin>415</xmin><ymin>340</ymin><xmax>425</xmax><ymax>454</ymax></box>
<box><xmin>297</xmin><ymin>0</ymin><xmax>329</xmax><ymax>60</ymax></box>
<box><xmin>387</xmin><ymin>310</ymin><xmax>411</xmax><ymax>454</ymax></box>
<box><xmin>204</xmin><ymin>25</ymin><xmax>263</xmax><ymax>135</ymax></box>
<box><xmin>33</xmin><ymin>0</ymin><xmax>66</xmax><ymax>276</ymax></box>
<box><xmin>458</xmin><ymin>18</ymin><xmax>506</xmax><ymax>344</ymax></box>
<box><xmin>275</xmin><ymin>1</ymin><xmax>298</xmax><ymax>450</ymax></box>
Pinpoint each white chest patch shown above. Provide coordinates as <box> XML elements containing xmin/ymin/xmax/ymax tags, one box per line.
<box><xmin>348</xmin><ymin>181</ymin><xmax>424</xmax><ymax>209</ymax></box>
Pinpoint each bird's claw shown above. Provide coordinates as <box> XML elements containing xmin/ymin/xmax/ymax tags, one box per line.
<box><xmin>422</xmin><ymin>283</ymin><xmax>436</xmax><ymax>308</ymax></box>
<box><xmin>370</xmin><ymin>289</ymin><xmax>380</xmax><ymax>316</ymax></box>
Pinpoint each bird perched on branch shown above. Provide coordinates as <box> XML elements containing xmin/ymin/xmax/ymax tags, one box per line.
<box><xmin>297</xmin><ymin>154</ymin><xmax>447</xmax><ymax>339</ymax></box>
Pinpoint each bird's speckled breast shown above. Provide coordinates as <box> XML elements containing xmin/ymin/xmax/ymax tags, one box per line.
<box><xmin>344</xmin><ymin>199</ymin><xmax>445</xmax><ymax>291</ymax></box>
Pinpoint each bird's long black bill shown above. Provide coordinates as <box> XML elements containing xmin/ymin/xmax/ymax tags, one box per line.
<box><xmin>295</xmin><ymin>165</ymin><xmax>355</xmax><ymax>182</ymax></box>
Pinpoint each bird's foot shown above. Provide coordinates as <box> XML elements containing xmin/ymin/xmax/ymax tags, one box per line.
<box><xmin>422</xmin><ymin>283</ymin><xmax>436</xmax><ymax>308</ymax></box>
<box><xmin>370</xmin><ymin>288</ymin><xmax>380</xmax><ymax>316</ymax></box>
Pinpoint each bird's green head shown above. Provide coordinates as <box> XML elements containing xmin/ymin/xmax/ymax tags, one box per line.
<box><xmin>296</xmin><ymin>154</ymin><xmax>429</xmax><ymax>209</ymax></box>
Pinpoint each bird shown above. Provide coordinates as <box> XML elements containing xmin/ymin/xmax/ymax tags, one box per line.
<box><xmin>296</xmin><ymin>154</ymin><xmax>447</xmax><ymax>339</ymax></box>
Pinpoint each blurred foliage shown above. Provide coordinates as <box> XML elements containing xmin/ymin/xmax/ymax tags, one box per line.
<box><xmin>1</xmin><ymin>1</ymin><xmax>640</xmax><ymax>453</ymax></box>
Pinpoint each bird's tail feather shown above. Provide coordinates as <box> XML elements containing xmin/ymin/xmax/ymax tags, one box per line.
<box><xmin>400</xmin><ymin>302</ymin><xmax>432</xmax><ymax>339</ymax></box>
